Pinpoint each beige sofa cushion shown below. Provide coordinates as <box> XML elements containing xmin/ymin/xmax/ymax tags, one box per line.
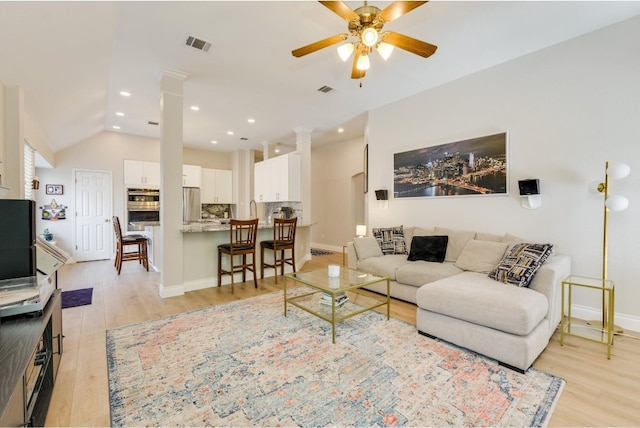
<box><xmin>433</xmin><ymin>226</ymin><xmax>476</xmax><ymax>262</ymax></box>
<box><xmin>412</xmin><ymin>226</ymin><xmax>434</xmax><ymax>237</ymax></box>
<box><xmin>455</xmin><ymin>240</ymin><xmax>508</xmax><ymax>273</ymax></box>
<box><xmin>357</xmin><ymin>255</ymin><xmax>411</xmax><ymax>281</ymax></box>
<box><xmin>395</xmin><ymin>261</ymin><xmax>463</xmax><ymax>287</ymax></box>
<box><xmin>353</xmin><ymin>236</ymin><xmax>383</xmax><ymax>259</ymax></box>
<box><xmin>416</xmin><ymin>272</ymin><xmax>548</xmax><ymax>336</ymax></box>
<box><xmin>475</xmin><ymin>232</ymin><xmax>504</xmax><ymax>242</ymax></box>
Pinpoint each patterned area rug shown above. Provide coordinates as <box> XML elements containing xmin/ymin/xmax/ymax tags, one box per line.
<box><xmin>107</xmin><ymin>290</ymin><xmax>564</xmax><ymax>427</ymax></box>
<box><xmin>310</xmin><ymin>248</ymin><xmax>334</xmax><ymax>256</ymax></box>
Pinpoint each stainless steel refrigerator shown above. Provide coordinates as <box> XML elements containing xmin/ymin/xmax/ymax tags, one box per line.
<box><xmin>182</xmin><ymin>187</ymin><xmax>201</xmax><ymax>223</ymax></box>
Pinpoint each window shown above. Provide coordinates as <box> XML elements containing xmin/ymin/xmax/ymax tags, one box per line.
<box><xmin>24</xmin><ymin>142</ymin><xmax>35</xmax><ymax>200</ymax></box>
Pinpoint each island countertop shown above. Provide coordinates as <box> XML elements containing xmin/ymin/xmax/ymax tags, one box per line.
<box><xmin>179</xmin><ymin>221</ymin><xmax>312</xmax><ymax>286</ymax></box>
<box><xmin>181</xmin><ymin>220</ymin><xmax>312</xmax><ymax>233</ymax></box>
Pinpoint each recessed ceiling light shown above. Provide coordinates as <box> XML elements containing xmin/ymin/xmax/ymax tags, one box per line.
<box><xmin>211</xmin><ymin>140</ymin><xmax>218</xmax><ymax>144</ymax></box>
<box><xmin>247</xmin><ymin>118</ymin><xmax>255</xmax><ymax>123</ymax></box>
<box><xmin>190</xmin><ymin>106</ymin><xmax>200</xmax><ymax>111</ymax></box>
<box><xmin>116</xmin><ymin>112</ymin><xmax>125</xmax><ymax>117</ymax></box>
<box><xmin>227</xmin><ymin>131</ymin><xmax>234</xmax><ymax>135</ymax></box>
<box><xmin>338</xmin><ymin>128</ymin><xmax>344</xmax><ymax>133</ymax></box>
<box><xmin>119</xmin><ymin>91</ymin><xmax>131</xmax><ymax>97</ymax></box>
<box><xmin>112</xmin><ymin>125</ymin><xmax>121</xmax><ymax>130</ymax></box>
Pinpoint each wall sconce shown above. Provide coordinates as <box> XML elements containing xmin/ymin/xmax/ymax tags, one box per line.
<box><xmin>590</xmin><ymin>161</ymin><xmax>630</xmax><ymax>333</ymax></box>
<box><xmin>356</xmin><ymin>224</ymin><xmax>367</xmax><ymax>238</ymax></box>
<box><xmin>375</xmin><ymin>189</ymin><xmax>388</xmax><ymax>209</ymax></box>
<box><xmin>518</xmin><ymin>179</ymin><xmax>541</xmax><ymax>209</ymax></box>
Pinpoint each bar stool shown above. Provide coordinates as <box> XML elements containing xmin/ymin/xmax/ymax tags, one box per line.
<box><xmin>112</xmin><ymin>216</ymin><xmax>149</xmax><ymax>275</ymax></box>
<box><xmin>260</xmin><ymin>217</ymin><xmax>297</xmax><ymax>284</ymax></box>
<box><xmin>217</xmin><ymin>218</ymin><xmax>259</xmax><ymax>293</ymax></box>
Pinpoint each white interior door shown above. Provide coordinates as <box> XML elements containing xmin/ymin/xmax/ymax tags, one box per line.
<box><xmin>74</xmin><ymin>170</ymin><xmax>112</xmax><ymax>262</ymax></box>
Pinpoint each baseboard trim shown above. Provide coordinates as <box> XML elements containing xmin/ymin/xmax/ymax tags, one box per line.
<box><xmin>570</xmin><ymin>304</ymin><xmax>640</xmax><ymax>332</ymax></box>
<box><xmin>159</xmin><ymin>283</ymin><xmax>184</xmax><ymax>298</ymax></box>
<box><xmin>310</xmin><ymin>242</ymin><xmax>345</xmax><ymax>253</ymax></box>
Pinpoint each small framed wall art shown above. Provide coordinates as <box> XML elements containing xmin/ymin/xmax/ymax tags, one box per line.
<box><xmin>45</xmin><ymin>184</ymin><xmax>64</xmax><ymax>195</ymax></box>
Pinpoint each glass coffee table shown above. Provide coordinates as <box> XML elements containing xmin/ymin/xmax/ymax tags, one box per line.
<box><xmin>284</xmin><ymin>267</ymin><xmax>390</xmax><ymax>343</ymax></box>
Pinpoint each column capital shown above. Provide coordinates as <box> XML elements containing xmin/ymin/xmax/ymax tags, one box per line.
<box><xmin>158</xmin><ymin>68</ymin><xmax>188</xmax><ymax>97</ymax></box>
<box><xmin>158</xmin><ymin>67</ymin><xmax>188</xmax><ymax>81</ymax></box>
<box><xmin>293</xmin><ymin>128</ymin><xmax>313</xmax><ymax>148</ymax></box>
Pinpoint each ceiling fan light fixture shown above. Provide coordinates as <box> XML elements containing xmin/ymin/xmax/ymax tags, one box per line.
<box><xmin>356</xmin><ymin>53</ymin><xmax>370</xmax><ymax>71</ymax></box>
<box><xmin>377</xmin><ymin>42</ymin><xmax>394</xmax><ymax>60</ymax></box>
<box><xmin>361</xmin><ymin>27</ymin><xmax>379</xmax><ymax>47</ymax></box>
<box><xmin>337</xmin><ymin>42</ymin><xmax>354</xmax><ymax>61</ymax></box>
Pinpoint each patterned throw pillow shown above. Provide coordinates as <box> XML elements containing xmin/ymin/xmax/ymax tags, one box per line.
<box><xmin>488</xmin><ymin>243</ymin><xmax>554</xmax><ymax>287</ymax></box>
<box><xmin>372</xmin><ymin>226</ymin><xmax>407</xmax><ymax>255</ymax></box>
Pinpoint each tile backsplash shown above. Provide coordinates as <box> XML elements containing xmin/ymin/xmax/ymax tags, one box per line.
<box><xmin>201</xmin><ymin>204</ymin><xmax>231</xmax><ymax>219</ymax></box>
<box><xmin>264</xmin><ymin>201</ymin><xmax>303</xmax><ymax>224</ymax></box>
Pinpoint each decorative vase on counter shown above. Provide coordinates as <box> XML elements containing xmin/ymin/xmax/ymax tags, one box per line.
<box><xmin>43</xmin><ymin>229</ymin><xmax>53</xmax><ymax>241</ymax></box>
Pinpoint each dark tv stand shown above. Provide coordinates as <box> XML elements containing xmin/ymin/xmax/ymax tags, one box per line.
<box><xmin>0</xmin><ymin>290</ymin><xmax>63</xmax><ymax>426</ymax></box>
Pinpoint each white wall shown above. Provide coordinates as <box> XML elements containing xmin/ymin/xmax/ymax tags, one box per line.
<box><xmin>311</xmin><ymin>135</ymin><xmax>365</xmax><ymax>249</ymax></box>
<box><xmin>367</xmin><ymin>16</ymin><xmax>640</xmax><ymax>325</ymax></box>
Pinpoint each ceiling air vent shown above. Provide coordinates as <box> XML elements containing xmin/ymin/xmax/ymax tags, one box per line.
<box><xmin>186</xmin><ymin>35</ymin><xmax>212</xmax><ymax>52</ymax></box>
<box><xmin>240</xmin><ymin>137</ymin><xmax>248</xmax><ymax>141</ymax></box>
<box><xmin>317</xmin><ymin>85</ymin><xmax>334</xmax><ymax>93</ymax></box>
<box><xmin>148</xmin><ymin>121</ymin><xmax>159</xmax><ymax>126</ymax></box>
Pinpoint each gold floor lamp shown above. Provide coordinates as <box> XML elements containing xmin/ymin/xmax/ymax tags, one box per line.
<box><xmin>591</xmin><ymin>161</ymin><xmax>630</xmax><ymax>333</ymax></box>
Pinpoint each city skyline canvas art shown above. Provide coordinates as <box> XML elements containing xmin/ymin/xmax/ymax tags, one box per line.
<box><xmin>394</xmin><ymin>132</ymin><xmax>508</xmax><ymax>198</ymax></box>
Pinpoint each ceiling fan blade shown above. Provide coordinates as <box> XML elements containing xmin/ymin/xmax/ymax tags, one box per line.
<box><xmin>379</xmin><ymin>1</ymin><xmax>428</xmax><ymax>23</ymax></box>
<box><xmin>383</xmin><ymin>31</ymin><xmax>437</xmax><ymax>58</ymax></box>
<box><xmin>292</xmin><ymin>34</ymin><xmax>348</xmax><ymax>57</ymax></box>
<box><xmin>351</xmin><ymin>44</ymin><xmax>366</xmax><ymax>79</ymax></box>
<box><xmin>319</xmin><ymin>1</ymin><xmax>359</xmax><ymax>22</ymax></box>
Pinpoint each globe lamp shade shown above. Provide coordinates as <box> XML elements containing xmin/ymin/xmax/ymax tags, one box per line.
<box><xmin>605</xmin><ymin>195</ymin><xmax>629</xmax><ymax>212</ymax></box>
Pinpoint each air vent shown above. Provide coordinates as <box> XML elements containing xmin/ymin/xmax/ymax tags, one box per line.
<box><xmin>148</xmin><ymin>121</ymin><xmax>159</xmax><ymax>126</ymax></box>
<box><xmin>240</xmin><ymin>137</ymin><xmax>248</xmax><ymax>141</ymax></box>
<box><xmin>186</xmin><ymin>35</ymin><xmax>212</xmax><ymax>52</ymax></box>
<box><xmin>317</xmin><ymin>85</ymin><xmax>334</xmax><ymax>93</ymax></box>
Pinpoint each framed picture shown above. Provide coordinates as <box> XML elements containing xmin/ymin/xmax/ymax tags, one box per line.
<box><xmin>364</xmin><ymin>144</ymin><xmax>368</xmax><ymax>193</ymax></box>
<box><xmin>393</xmin><ymin>132</ymin><xmax>508</xmax><ymax>198</ymax></box>
<box><xmin>46</xmin><ymin>184</ymin><xmax>64</xmax><ymax>195</ymax></box>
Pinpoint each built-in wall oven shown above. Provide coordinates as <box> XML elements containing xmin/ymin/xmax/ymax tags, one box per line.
<box><xmin>126</xmin><ymin>188</ymin><xmax>160</xmax><ymax>231</ymax></box>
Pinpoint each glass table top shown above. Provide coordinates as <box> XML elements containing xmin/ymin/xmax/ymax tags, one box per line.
<box><xmin>286</xmin><ymin>267</ymin><xmax>387</xmax><ymax>293</ymax></box>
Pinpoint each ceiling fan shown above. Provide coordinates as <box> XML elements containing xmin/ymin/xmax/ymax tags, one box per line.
<box><xmin>292</xmin><ymin>1</ymin><xmax>437</xmax><ymax>79</ymax></box>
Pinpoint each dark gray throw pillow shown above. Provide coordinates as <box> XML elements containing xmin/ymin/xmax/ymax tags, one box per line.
<box><xmin>407</xmin><ymin>235</ymin><xmax>448</xmax><ymax>262</ymax></box>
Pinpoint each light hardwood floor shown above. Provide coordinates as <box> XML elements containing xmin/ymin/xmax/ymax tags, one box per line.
<box><xmin>46</xmin><ymin>252</ymin><xmax>640</xmax><ymax>427</ymax></box>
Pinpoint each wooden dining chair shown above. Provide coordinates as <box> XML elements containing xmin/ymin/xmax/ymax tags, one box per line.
<box><xmin>112</xmin><ymin>216</ymin><xmax>149</xmax><ymax>275</ymax></box>
<box><xmin>260</xmin><ymin>217</ymin><xmax>297</xmax><ymax>284</ymax></box>
<box><xmin>217</xmin><ymin>218</ymin><xmax>259</xmax><ymax>293</ymax></box>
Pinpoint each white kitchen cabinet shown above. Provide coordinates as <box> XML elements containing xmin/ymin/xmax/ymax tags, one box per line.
<box><xmin>254</xmin><ymin>153</ymin><xmax>300</xmax><ymax>202</ymax></box>
<box><xmin>201</xmin><ymin>168</ymin><xmax>233</xmax><ymax>204</ymax></box>
<box><xmin>124</xmin><ymin>160</ymin><xmax>160</xmax><ymax>187</ymax></box>
<box><xmin>182</xmin><ymin>164</ymin><xmax>202</xmax><ymax>187</ymax></box>
<box><xmin>254</xmin><ymin>161</ymin><xmax>270</xmax><ymax>203</ymax></box>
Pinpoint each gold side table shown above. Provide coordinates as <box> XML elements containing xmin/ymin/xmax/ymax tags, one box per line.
<box><xmin>560</xmin><ymin>275</ymin><xmax>615</xmax><ymax>358</ymax></box>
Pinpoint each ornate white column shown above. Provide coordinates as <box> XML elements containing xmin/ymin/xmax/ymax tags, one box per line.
<box><xmin>294</xmin><ymin>128</ymin><xmax>312</xmax><ymax>225</ymax></box>
<box><xmin>159</xmin><ymin>68</ymin><xmax>187</xmax><ymax>298</ymax></box>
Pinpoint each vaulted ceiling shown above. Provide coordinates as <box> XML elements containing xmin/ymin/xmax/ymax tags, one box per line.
<box><xmin>1</xmin><ymin>1</ymin><xmax>639</xmax><ymax>155</ymax></box>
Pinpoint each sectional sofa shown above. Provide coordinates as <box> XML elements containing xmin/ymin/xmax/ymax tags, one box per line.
<box><xmin>347</xmin><ymin>225</ymin><xmax>571</xmax><ymax>372</ymax></box>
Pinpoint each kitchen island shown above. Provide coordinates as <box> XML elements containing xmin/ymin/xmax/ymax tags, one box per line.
<box><xmin>179</xmin><ymin>221</ymin><xmax>312</xmax><ymax>293</ymax></box>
